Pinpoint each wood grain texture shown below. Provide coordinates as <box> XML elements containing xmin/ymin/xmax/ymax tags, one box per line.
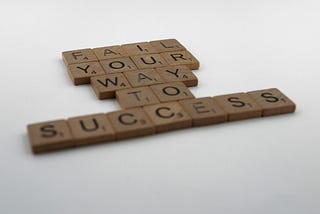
<box><xmin>179</xmin><ymin>97</ymin><xmax>227</xmax><ymax>126</ymax></box>
<box><xmin>100</xmin><ymin>57</ymin><xmax>137</xmax><ymax>73</ymax></box>
<box><xmin>27</xmin><ymin>120</ymin><xmax>74</xmax><ymax>153</ymax></box>
<box><xmin>214</xmin><ymin>93</ymin><xmax>262</xmax><ymax>121</ymax></box>
<box><xmin>143</xmin><ymin>102</ymin><xmax>192</xmax><ymax>133</ymax></box>
<box><xmin>93</xmin><ymin>45</ymin><xmax>128</xmax><ymax>60</ymax></box>
<box><xmin>247</xmin><ymin>88</ymin><xmax>296</xmax><ymax>116</ymax></box>
<box><xmin>106</xmin><ymin>108</ymin><xmax>155</xmax><ymax>140</ymax></box>
<box><xmin>156</xmin><ymin>65</ymin><xmax>198</xmax><ymax>87</ymax></box>
<box><xmin>116</xmin><ymin>86</ymin><xmax>160</xmax><ymax>109</ymax></box>
<box><xmin>124</xmin><ymin>69</ymin><xmax>164</xmax><ymax>87</ymax></box>
<box><xmin>90</xmin><ymin>73</ymin><xmax>131</xmax><ymax>99</ymax></box>
<box><xmin>150</xmin><ymin>82</ymin><xmax>195</xmax><ymax>102</ymax></box>
<box><xmin>67</xmin><ymin>62</ymin><xmax>106</xmax><ymax>85</ymax></box>
<box><xmin>161</xmin><ymin>50</ymin><xmax>200</xmax><ymax>70</ymax></box>
<box><xmin>62</xmin><ymin>48</ymin><xmax>98</xmax><ymax>66</ymax></box>
<box><xmin>150</xmin><ymin>39</ymin><xmax>186</xmax><ymax>53</ymax></box>
<box><xmin>130</xmin><ymin>54</ymin><xmax>168</xmax><ymax>69</ymax></box>
<box><xmin>122</xmin><ymin>42</ymin><xmax>158</xmax><ymax>55</ymax></box>
<box><xmin>67</xmin><ymin>113</ymin><xmax>115</xmax><ymax>146</ymax></box>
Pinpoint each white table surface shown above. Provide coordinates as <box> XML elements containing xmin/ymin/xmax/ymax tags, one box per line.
<box><xmin>1</xmin><ymin>0</ymin><xmax>319</xmax><ymax>213</ymax></box>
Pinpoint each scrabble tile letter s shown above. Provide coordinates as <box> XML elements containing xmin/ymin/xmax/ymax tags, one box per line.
<box><xmin>247</xmin><ymin>88</ymin><xmax>296</xmax><ymax>116</ymax></box>
<box><xmin>27</xmin><ymin>120</ymin><xmax>74</xmax><ymax>153</ymax></box>
<box><xmin>214</xmin><ymin>93</ymin><xmax>262</xmax><ymax>121</ymax></box>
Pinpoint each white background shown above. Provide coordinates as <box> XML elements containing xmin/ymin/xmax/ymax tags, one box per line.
<box><xmin>0</xmin><ymin>0</ymin><xmax>319</xmax><ymax>213</ymax></box>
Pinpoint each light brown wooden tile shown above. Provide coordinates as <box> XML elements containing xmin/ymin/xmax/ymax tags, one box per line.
<box><xmin>90</xmin><ymin>73</ymin><xmax>131</xmax><ymax>99</ymax></box>
<box><xmin>122</xmin><ymin>42</ymin><xmax>158</xmax><ymax>55</ymax></box>
<box><xmin>214</xmin><ymin>93</ymin><xmax>262</xmax><ymax>121</ymax></box>
<box><xmin>161</xmin><ymin>50</ymin><xmax>200</xmax><ymax>70</ymax></box>
<box><xmin>179</xmin><ymin>97</ymin><xmax>227</xmax><ymax>126</ymax></box>
<box><xmin>27</xmin><ymin>120</ymin><xmax>74</xmax><ymax>153</ymax></box>
<box><xmin>67</xmin><ymin>62</ymin><xmax>106</xmax><ymax>85</ymax></box>
<box><xmin>124</xmin><ymin>68</ymin><xmax>164</xmax><ymax>87</ymax></box>
<box><xmin>93</xmin><ymin>45</ymin><xmax>128</xmax><ymax>60</ymax></box>
<box><xmin>130</xmin><ymin>54</ymin><xmax>168</xmax><ymax>69</ymax></box>
<box><xmin>150</xmin><ymin>39</ymin><xmax>186</xmax><ymax>53</ymax></box>
<box><xmin>116</xmin><ymin>86</ymin><xmax>160</xmax><ymax>109</ymax></box>
<box><xmin>106</xmin><ymin>108</ymin><xmax>155</xmax><ymax>140</ymax></box>
<box><xmin>247</xmin><ymin>88</ymin><xmax>296</xmax><ymax>116</ymax></box>
<box><xmin>67</xmin><ymin>113</ymin><xmax>115</xmax><ymax>146</ymax></box>
<box><xmin>156</xmin><ymin>65</ymin><xmax>198</xmax><ymax>87</ymax></box>
<box><xmin>100</xmin><ymin>57</ymin><xmax>137</xmax><ymax>73</ymax></box>
<box><xmin>62</xmin><ymin>48</ymin><xmax>98</xmax><ymax>66</ymax></box>
<box><xmin>143</xmin><ymin>102</ymin><xmax>192</xmax><ymax>133</ymax></box>
<box><xmin>150</xmin><ymin>82</ymin><xmax>195</xmax><ymax>103</ymax></box>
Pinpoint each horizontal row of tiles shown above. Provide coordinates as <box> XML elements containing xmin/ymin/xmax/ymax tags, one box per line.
<box><xmin>62</xmin><ymin>39</ymin><xmax>189</xmax><ymax>64</ymax></box>
<box><xmin>115</xmin><ymin>82</ymin><xmax>194</xmax><ymax>109</ymax></box>
<box><xmin>91</xmin><ymin>72</ymin><xmax>197</xmax><ymax>102</ymax></box>
<box><xmin>65</xmin><ymin>51</ymin><xmax>200</xmax><ymax>85</ymax></box>
<box><xmin>69</xmin><ymin>65</ymin><xmax>198</xmax><ymax>91</ymax></box>
<box><xmin>27</xmin><ymin>88</ymin><xmax>296</xmax><ymax>153</ymax></box>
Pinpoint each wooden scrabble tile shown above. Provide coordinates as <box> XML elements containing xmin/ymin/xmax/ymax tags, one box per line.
<box><xmin>67</xmin><ymin>62</ymin><xmax>106</xmax><ymax>85</ymax></box>
<box><xmin>27</xmin><ymin>120</ymin><xmax>74</xmax><ymax>153</ymax></box>
<box><xmin>116</xmin><ymin>86</ymin><xmax>160</xmax><ymax>109</ymax></box>
<box><xmin>150</xmin><ymin>82</ymin><xmax>195</xmax><ymax>103</ymax></box>
<box><xmin>161</xmin><ymin>50</ymin><xmax>200</xmax><ymax>70</ymax></box>
<box><xmin>130</xmin><ymin>54</ymin><xmax>168</xmax><ymax>69</ymax></box>
<box><xmin>62</xmin><ymin>48</ymin><xmax>98</xmax><ymax>66</ymax></box>
<box><xmin>123</xmin><ymin>68</ymin><xmax>164</xmax><ymax>87</ymax></box>
<box><xmin>179</xmin><ymin>97</ymin><xmax>227</xmax><ymax>126</ymax></box>
<box><xmin>247</xmin><ymin>88</ymin><xmax>296</xmax><ymax>116</ymax></box>
<box><xmin>156</xmin><ymin>65</ymin><xmax>198</xmax><ymax>87</ymax></box>
<box><xmin>93</xmin><ymin>45</ymin><xmax>128</xmax><ymax>60</ymax></box>
<box><xmin>150</xmin><ymin>39</ymin><xmax>186</xmax><ymax>53</ymax></box>
<box><xmin>90</xmin><ymin>73</ymin><xmax>131</xmax><ymax>99</ymax></box>
<box><xmin>122</xmin><ymin>42</ymin><xmax>158</xmax><ymax>55</ymax></box>
<box><xmin>67</xmin><ymin>113</ymin><xmax>115</xmax><ymax>146</ymax></box>
<box><xmin>106</xmin><ymin>108</ymin><xmax>155</xmax><ymax>140</ymax></box>
<box><xmin>100</xmin><ymin>57</ymin><xmax>137</xmax><ymax>73</ymax></box>
<box><xmin>143</xmin><ymin>102</ymin><xmax>192</xmax><ymax>133</ymax></box>
<box><xmin>214</xmin><ymin>93</ymin><xmax>262</xmax><ymax>121</ymax></box>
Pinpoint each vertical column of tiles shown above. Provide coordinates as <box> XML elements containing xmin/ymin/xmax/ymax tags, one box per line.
<box><xmin>247</xmin><ymin>88</ymin><xmax>296</xmax><ymax>116</ymax></box>
<box><xmin>179</xmin><ymin>97</ymin><xmax>227</xmax><ymax>126</ymax></box>
<box><xmin>123</xmin><ymin>69</ymin><xmax>164</xmax><ymax>87</ymax></box>
<box><xmin>106</xmin><ymin>108</ymin><xmax>155</xmax><ymax>140</ymax></box>
<box><xmin>149</xmin><ymin>39</ymin><xmax>186</xmax><ymax>53</ymax></box>
<box><xmin>143</xmin><ymin>102</ymin><xmax>192</xmax><ymax>133</ymax></box>
<box><xmin>27</xmin><ymin>120</ymin><xmax>74</xmax><ymax>153</ymax></box>
<box><xmin>90</xmin><ymin>73</ymin><xmax>131</xmax><ymax>99</ymax></box>
<box><xmin>67</xmin><ymin>113</ymin><xmax>115</xmax><ymax>146</ymax></box>
<box><xmin>214</xmin><ymin>93</ymin><xmax>262</xmax><ymax>121</ymax></box>
<box><xmin>150</xmin><ymin>82</ymin><xmax>195</xmax><ymax>102</ymax></box>
<box><xmin>67</xmin><ymin>62</ymin><xmax>106</xmax><ymax>85</ymax></box>
<box><xmin>161</xmin><ymin>50</ymin><xmax>200</xmax><ymax>70</ymax></box>
<box><xmin>156</xmin><ymin>65</ymin><xmax>198</xmax><ymax>87</ymax></box>
<box><xmin>116</xmin><ymin>86</ymin><xmax>160</xmax><ymax>109</ymax></box>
